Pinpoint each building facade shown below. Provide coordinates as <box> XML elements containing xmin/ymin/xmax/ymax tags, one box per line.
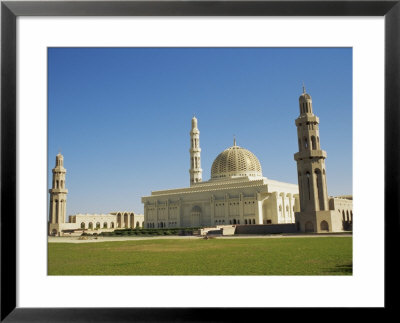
<box><xmin>142</xmin><ymin>117</ymin><xmax>300</xmax><ymax>229</ymax></box>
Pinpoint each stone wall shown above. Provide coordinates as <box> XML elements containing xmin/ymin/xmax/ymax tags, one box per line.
<box><xmin>234</xmin><ymin>224</ymin><xmax>297</xmax><ymax>234</ymax></box>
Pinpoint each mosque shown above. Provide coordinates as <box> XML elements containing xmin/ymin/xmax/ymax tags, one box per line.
<box><xmin>141</xmin><ymin>88</ymin><xmax>353</xmax><ymax>233</ymax></box>
<box><xmin>48</xmin><ymin>88</ymin><xmax>352</xmax><ymax>236</ymax></box>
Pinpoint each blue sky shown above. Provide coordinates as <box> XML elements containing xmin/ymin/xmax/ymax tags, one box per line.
<box><xmin>48</xmin><ymin>47</ymin><xmax>352</xmax><ymax>216</ymax></box>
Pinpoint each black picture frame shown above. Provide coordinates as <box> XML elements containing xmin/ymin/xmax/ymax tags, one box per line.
<box><xmin>1</xmin><ymin>0</ymin><xmax>398</xmax><ymax>321</ymax></box>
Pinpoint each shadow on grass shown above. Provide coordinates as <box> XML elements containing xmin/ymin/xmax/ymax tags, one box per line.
<box><xmin>324</xmin><ymin>263</ymin><xmax>353</xmax><ymax>275</ymax></box>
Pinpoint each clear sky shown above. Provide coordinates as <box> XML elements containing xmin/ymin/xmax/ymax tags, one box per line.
<box><xmin>48</xmin><ymin>47</ymin><xmax>352</xmax><ymax>216</ymax></box>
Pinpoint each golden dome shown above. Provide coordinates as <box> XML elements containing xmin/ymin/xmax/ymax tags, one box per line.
<box><xmin>211</xmin><ymin>143</ymin><xmax>262</xmax><ymax>179</ymax></box>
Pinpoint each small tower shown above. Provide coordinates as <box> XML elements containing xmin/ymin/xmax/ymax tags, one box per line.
<box><xmin>49</xmin><ymin>153</ymin><xmax>68</xmax><ymax>235</ymax></box>
<box><xmin>294</xmin><ymin>87</ymin><xmax>335</xmax><ymax>232</ymax></box>
<box><xmin>189</xmin><ymin>116</ymin><xmax>202</xmax><ymax>186</ymax></box>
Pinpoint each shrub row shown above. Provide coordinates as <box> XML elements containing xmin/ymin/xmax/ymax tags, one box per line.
<box><xmin>97</xmin><ymin>228</ymin><xmax>201</xmax><ymax>237</ymax></box>
<box><xmin>81</xmin><ymin>227</ymin><xmax>203</xmax><ymax>237</ymax></box>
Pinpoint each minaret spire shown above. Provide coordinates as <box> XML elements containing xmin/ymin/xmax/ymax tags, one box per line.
<box><xmin>302</xmin><ymin>82</ymin><xmax>306</xmax><ymax>94</ymax></box>
<box><xmin>189</xmin><ymin>116</ymin><xmax>202</xmax><ymax>185</ymax></box>
<box><xmin>233</xmin><ymin>135</ymin><xmax>236</xmax><ymax>146</ymax></box>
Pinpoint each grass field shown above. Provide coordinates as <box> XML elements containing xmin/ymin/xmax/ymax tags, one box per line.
<box><xmin>48</xmin><ymin>237</ymin><xmax>352</xmax><ymax>275</ymax></box>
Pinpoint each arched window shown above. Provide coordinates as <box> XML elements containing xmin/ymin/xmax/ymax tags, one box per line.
<box><xmin>111</xmin><ymin>222</ymin><xmax>114</xmax><ymax>228</ymax></box>
<box><xmin>89</xmin><ymin>222</ymin><xmax>93</xmax><ymax>229</ymax></box>
<box><xmin>320</xmin><ymin>220</ymin><xmax>329</xmax><ymax>231</ymax></box>
<box><xmin>55</xmin><ymin>200</ymin><xmax>59</xmax><ymax>222</ymax></box>
<box><xmin>56</xmin><ymin>180</ymin><xmax>59</xmax><ymax>189</ymax></box>
<box><xmin>96</xmin><ymin>222</ymin><xmax>100</xmax><ymax>229</ymax></box>
<box><xmin>311</xmin><ymin>136</ymin><xmax>316</xmax><ymax>150</ymax></box>
<box><xmin>342</xmin><ymin>210</ymin><xmax>346</xmax><ymax>221</ymax></box>
<box><xmin>252</xmin><ymin>219</ymin><xmax>255</xmax><ymax>224</ymax></box>
<box><xmin>136</xmin><ymin>221</ymin><xmax>139</xmax><ymax>228</ymax></box>
<box><xmin>245</xmin><ymin>219</ymin><xmax>247</xmax><ymax>224</ymax></box>
<box><xmin>346</xmin><ymin>210</ymin><xmax>349</xmax><ymax>222</ymax></box>
<box><xmin>304</xmin><ymin>137</ymin><xmax>308</xmax><ymax>149</ymax></box>
<box><xmin>233</xmin><ymin>219</ymin><xmax>236</xmax><ymax>224</ymax></box>
<box><xmin>315</xmin><ymin>169</ymin><xmax>324</xmax><ymax>211</ymax></box>
<box><xmin>306</xmin><ymin>172</ymin><xmax>311</xmax><ymax>200</ymax></box>
<box><xmin>103</xmin><ymin>222</ymin><xmax>108</xmax><ymax>228</ymax></box>
<box><xmin>81</xmin><ymin>222</ymin><xmax>85</xmax><ymax>229</ymax></box>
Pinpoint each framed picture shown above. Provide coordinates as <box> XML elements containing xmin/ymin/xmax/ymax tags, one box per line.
<box><xmin>1</xmin><ymin>0</ymin><xmax>398</xmax><ymax>321</ymax></box>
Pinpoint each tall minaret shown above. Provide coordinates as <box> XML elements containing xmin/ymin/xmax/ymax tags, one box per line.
<box><xmin>294</xmin><ymin>86</ymin><xmax>329</xmax><ymax>213</ymax></box>
<box><xmin>49</xmin><ymin>153</ymin><xmax>68</xmax><ymax>224</ymax></box>
<box><xmin>189</xmin><ymin>116</ymin><xmax>202</xmax><ymax>186</ymax></box>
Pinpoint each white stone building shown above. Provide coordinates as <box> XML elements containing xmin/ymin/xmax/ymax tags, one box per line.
<box><xmin>141</xmin><ymin>117</ymin><xmax>301</xmax><ymax>229</ymax></box>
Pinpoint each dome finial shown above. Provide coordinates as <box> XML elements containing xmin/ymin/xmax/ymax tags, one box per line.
<box><xmin>302</xmin><ymin>81</ymin><xmax>306</xmax><ymax>94</ymax></box>
<box><xmin>233</xmin><ymin>135</ymin><xmax>236</xmax><ymax>146</ymax></box>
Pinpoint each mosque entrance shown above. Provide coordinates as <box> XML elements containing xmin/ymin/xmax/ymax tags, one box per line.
<box><xmin>191</xmin><ymin>206</ymin><xmax>201</xmax><ymax>227</ymax></box>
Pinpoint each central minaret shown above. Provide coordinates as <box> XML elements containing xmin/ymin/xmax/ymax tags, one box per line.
<box><xmin>189</xmin><ymin>116</ymin><xmax>202</xmax><ymax>185</ymax></box>
<box><xmin>49</xmin><ymin>153</ymin><xmax>68</xmax><ymax>224</ymax></box>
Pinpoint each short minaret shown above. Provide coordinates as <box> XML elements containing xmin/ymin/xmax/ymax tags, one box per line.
<box><xmin>189</xmin><ymin>116</ymin><xmax>202</xmax><ymax>185</ymax></box>
<box><xmin>294</xmin><ymin>87</ymin><xmax>334</xmax><ymax>233</ymax></box>
<box><xmin>49</xmin><ymin>153</ymin><xmax>68</xmax><ymax>225</ymax></box>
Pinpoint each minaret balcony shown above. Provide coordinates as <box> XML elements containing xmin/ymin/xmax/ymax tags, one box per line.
<box><xmin>295</xmin><ymin>115</ymin><xmax>319</xmax><ymax>126</ymax></box>
<box><xmin>294</xmin><ymin>149</ymin><xmax>327</xmax><ymax>161</ymax></box>
<box><xmin>49</xmin><ymin>188</ymin><xmax>68</xmax><ymax>194</ymax></box>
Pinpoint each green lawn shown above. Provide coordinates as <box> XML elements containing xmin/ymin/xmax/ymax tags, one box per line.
<box><xmin>48</xmin><ymin>237</ymin><xmax>352</xmax><ymax>275</ymax></box>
